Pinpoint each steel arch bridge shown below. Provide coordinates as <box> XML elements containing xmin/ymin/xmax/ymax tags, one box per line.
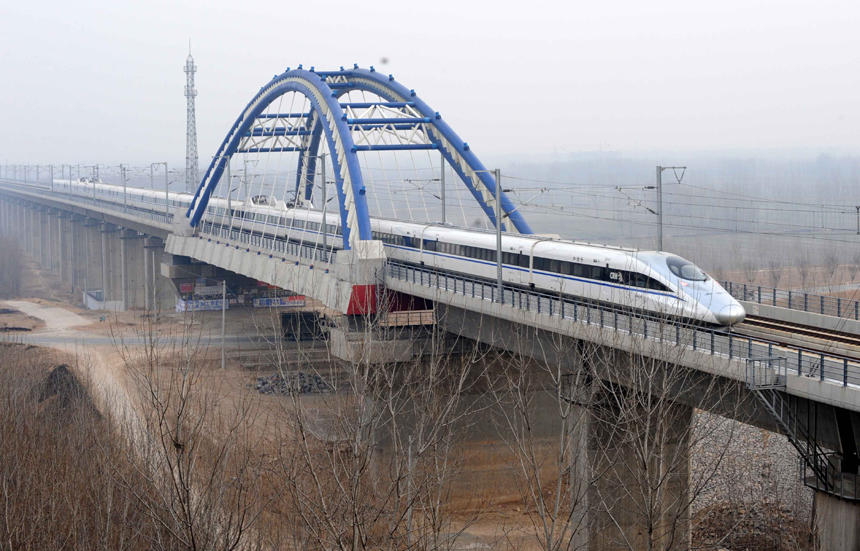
<box><xmin>185</xmin><ymin>65</ymin><xmax>534</xmax><ymax>249</ymax></box>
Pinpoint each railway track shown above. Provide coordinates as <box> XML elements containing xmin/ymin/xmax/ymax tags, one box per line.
<box><xmin>738</xmin><ymin>316</ymin><xmax>860</xmax><ymax>350</ymax></box>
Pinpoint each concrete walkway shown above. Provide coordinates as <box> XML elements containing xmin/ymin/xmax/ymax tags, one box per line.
<box><xmin>5</xmin><ymin>300</ymin><xmax>91</xmax><ymax>331</ymax></box>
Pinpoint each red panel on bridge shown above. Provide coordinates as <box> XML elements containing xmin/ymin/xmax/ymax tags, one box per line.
<box><xmin>346</xmin><ymin>284</ymin><xmax>378</xmax><ymax>315</ymax></box>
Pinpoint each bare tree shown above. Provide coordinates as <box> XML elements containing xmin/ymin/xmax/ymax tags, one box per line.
<box><xmin>822</xmin><ymin>251</ymin><xmax>841</xmax><ymax>294</ymax></box>
<box><xmin>797</xmin><ymin>252</ymin><xmax>813</xmax><ymax>291</ymax></box>
<box><xmin>107</xmin><ymin>312</ymin><xmax>274</xmax><ymax>551</ymax></box>
<box><xmin>848</xmin><ymin>251</ymin><xmax>860</xmax><ymax>284</ymax></box>
<box><xmin>765</xmin><ymin>258</ymin><xmax>783</xmax><ymax>290</ymax></box>
<box><xmin>585</xmin><ymin>326</ymin><xmax>744</xmax><ymax>551</ymax></box>
<box><xmin>487</xmin><ymin>322</ymin><xmax>592</xmax><ymax>551</ymax></box>
<box><xmin>270</xmin><ymin>296</ymin><xmax>492</xmax><ymax>551</ymax></box>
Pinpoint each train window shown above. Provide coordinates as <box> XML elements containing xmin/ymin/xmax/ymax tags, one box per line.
<box><xmin>519</xmin><ymin>254</ymin><xmax>530</xmax><ymax>268</ymax></box>
<box><xmin>665</xmin><ymin>256</ymin><xmax>707</xmax><ymax>281</ymax></box>
<box><xmin>590</xmin><ymin>266</ymin><xmax>605</xmax><ymax>280</ymax></box>
<box><xmin>646</xmin><ymin>277</ymin><xmax>670</xmax><ymax>291</ymax></box>
<box><xmin>307</xmin><ymin>222</ymin><xmax>320</xmax><ymax>231</ymax></box>
<box><xmin>256</xmin><ymin>214</ymin><xmax>266</xmax><ymax>222</ymax></box>
<box><xmin>336</xmin><ymin>225</ymin><xmax>343</xmax><ymax>235</ymax></box>
<box><xmin>550</xmin><ymin>259</ymin><xmax>561</xmax><ymax>273</ymax></box>
<box><xmin>424</xmin><ymin>240</ymin><xmax>436</xmax><ymax>251</ymax></box>
<box><xmin>293</xmin><ymin>220</ymin><xmax>305</xmax><ymax>229</ymax></box>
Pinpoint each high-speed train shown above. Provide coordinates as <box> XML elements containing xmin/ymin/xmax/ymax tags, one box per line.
<box><xmin>49</xmin><ymin>178</ymin><xmax>746</xmax><ymax>326</ymax></box>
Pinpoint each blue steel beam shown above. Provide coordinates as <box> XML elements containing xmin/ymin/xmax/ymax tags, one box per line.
<box><xmin>245</xmin><ymin>129</ymin><xmax>312</xmax><ymax>137</ymax></box>
<box><xmin>341</xmin><ymin>68</ymin><xmax>533</xmax><ymax>234</ymax></box>
<box><xmin>340</xmin><ymin>102</ymin><xmax>415</xmax><ymax>108</ymax></box>
<box><xmin>346</xmin><ymin>117</ymin><xmax>430</xmax><ymax>124</ymax></box>
<box><xmin>238</xmin><ymin>147</ymin><xmax>306</xmax><ymax>153</ymax></box>
<box><xmin>186</xmin><ymin>69</ymin><xmax>372</xmax><ymax>248</ymax></box>
<box><xmin>257</xmin><ymin>113</ymin><xmax>311</xmax><ymax>119</ymax></box>
<box><xmin>352</xmin><ymin>144</ymin><xmax>438</xmax><ymax>152</ymax></box>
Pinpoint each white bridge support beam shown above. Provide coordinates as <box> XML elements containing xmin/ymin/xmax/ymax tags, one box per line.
<box><xmin>164</xmin><ymin>234</ymin><xmax>386</xmax><ymax>315</ymax></box>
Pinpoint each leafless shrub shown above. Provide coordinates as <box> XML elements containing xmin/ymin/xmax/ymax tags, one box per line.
<box><xmin>849</xmin><ymin>251</ymin><xmax>860</xmax><ymax>284</ymax></box>
<box><xmin>797</xmin><ymin>253</ymin><xmax>813</xmax><ymax>290</ymax></box>
<box><xmin>766</xmin><ymin>258</ymin><xmax>783</xmax><ymax>289</ymax></box>
<box><xmin>106</xmin><ymin>312</ymin><xmax>275</xmax><ymax>551</ymax></box>
<box><xmin>822</xmin><ymin>251</ymin><xmax>841</xmax><ymax>293</ymax></box>
<box><xmin>742</xmin><ymin>260</ymin><xmax>758</xmax><ymax>286</ymax></box>
<box><xmin>0</xmin><ymin>340</ymin><xmax>182</xmax><ymax>550</ymax></box>
<box><xmin>269</xmin><ymin>298</ymin><xmax>494</xmax><ymax>551</ymax></box>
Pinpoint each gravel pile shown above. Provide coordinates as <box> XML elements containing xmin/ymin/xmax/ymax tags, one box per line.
<box><xmin>692</xmin><ymin>410</ymin><xmax>814</xmax><ymax>549</ymax></box>
<box><xmin>254</xmin><ymin>372</ymin><xmax>333</xmax><ymax>395</ymax></box>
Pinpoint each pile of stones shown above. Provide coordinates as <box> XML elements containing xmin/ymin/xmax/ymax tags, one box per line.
<box><xmin>254</xmin><ymin>372</ymin><xmax>333</xmax><ymax>395</ymax></box>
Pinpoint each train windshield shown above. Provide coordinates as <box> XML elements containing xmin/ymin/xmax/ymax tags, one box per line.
<box><xmin>666</xmin><ymin>256</ymin><xmax>708</xmax><ymax>281</ymax></box>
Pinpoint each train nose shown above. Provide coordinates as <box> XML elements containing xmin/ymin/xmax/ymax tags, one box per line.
<box><xmin>716</xmin><ymin>304</ymin><xmax>746</xmax><ymax>326</ymax></box>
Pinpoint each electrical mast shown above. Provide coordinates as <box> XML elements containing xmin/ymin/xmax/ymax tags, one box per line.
<box><xmin>184</xmin><ymin>44</ymin><xmax>199</xmax><ymax>194</ymax></box>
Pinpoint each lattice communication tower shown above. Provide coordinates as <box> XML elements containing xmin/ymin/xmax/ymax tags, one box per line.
<box><xmin>184</xmin><ymin>48</ymin><xmax>199</xmax><ymax>194</ymax></box>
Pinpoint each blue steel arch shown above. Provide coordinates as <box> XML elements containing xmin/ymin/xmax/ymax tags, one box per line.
<box><xmin>187</xmin><ymin>66</ymin><xmax>534</xmax><ymax>250</ymax></box>
<box><xmin>187</xmin><ymin>69</ymin><xmax>372</xmax><ymax>249</ymax></box>
<box><xmin>316</xmin><ymin>67</ymin><xmax>534</xmax><ymax>234</ymax></box>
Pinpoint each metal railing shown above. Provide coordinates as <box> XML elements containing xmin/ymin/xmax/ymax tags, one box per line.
<box><xmin>745</xmin><ymin>356</ymin><xmax>857</xmax><ymax>500</ymax></box>
<box><xmin>200</xmin><ymin>221</ymin><xmax>335</xmax><ymax>265</ymax></box>
<box><xmin>723</xmin><ymin>281</ymin><xmax>860</xmax><ymax>321</ymax></box>
<box><xmin>0</xmin><ymin>181</ymin><xmax>174</xmax><ymax>225</ymax></box>
<box><xmin>387</xmin><ymin>262</ymin><xmax>860</xmax><ymax>387</ymax></box>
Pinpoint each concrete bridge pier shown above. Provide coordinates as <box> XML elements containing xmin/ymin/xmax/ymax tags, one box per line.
<box><xmin>119</xmin><ymin>229</ymin><xmax>146</xmax><ymax>310</ymax></box>
<box><xmin>26</xmin><ymin>204</ymin><xmax>34</xmax><ymax>254</ymax></box>
<box><xmin>36</xmin><ymin>205</ymin><xmax>48</xmax><ymax>269</ymax></box>
<box><xmin>84</xmin><ymin>218</ymin><xmax>103</xmax><ymax>296</ymax></box>
<box><xmin>586</xmin><ymin>399</ymin><xmax>692</xmax><ymax>551</ymax></box>
<box><xmin>69</xmin><ymin>215</ymin><xmax>86</xmax><ymax>293</ymax></box>
<box><xmin>148</xmin><ymin>238</ymin><xmax>174</xmax><ymax>311</ymax></box>
<box><xmin>25</xmin><ymin>205</ymin><xmax>34</xmax><ymax>257</ymax></box>
<box><xmin>100</xmin><ymin>222</ymin><xmax>117</xmax><ymax>302</ymax></box>
<box><xmin>45</xmin><ymin>208</ymin><xmax>56</xmax><ymax>273</ymax></box>
<box><xmin>56</xmin><ymin>212</ymin><xmax>66</xmax><ymax>283</ymax></box>
<box><xmin>814</xmin><ymin>493</ymin><xmax>860</xmax><ymax>550</ymax></box>
<box><xmin>0</xmin><ymin>198</ymin><xmax>9</xmax><ymax>237</ymax></box>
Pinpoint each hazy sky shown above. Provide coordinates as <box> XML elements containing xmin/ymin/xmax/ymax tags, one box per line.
<box><xmin>2</xmin><ymin>0</ymin><xmax>859</xmax><ymax>165</ymax></box>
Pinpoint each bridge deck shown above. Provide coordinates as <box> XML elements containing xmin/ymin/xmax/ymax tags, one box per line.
<box><xmin>3</xmin><ymin>179</ymin><xmax>860</xmax><ymax>413</ymax></box>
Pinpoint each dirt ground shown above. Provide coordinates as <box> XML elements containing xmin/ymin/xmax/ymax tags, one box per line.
<box><xmin>0</xmin><ymin>308</ymin><xmax>43</xmax><ymax>332</ymax></box>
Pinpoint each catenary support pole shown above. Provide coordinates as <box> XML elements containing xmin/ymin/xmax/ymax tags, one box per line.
<box><xmin>221</xmin><ymin>280</ymin><xmax>226</xmax><ymax>371</ymax></box>
<box><xmin>440</xmin><ymin>154</ymin><xmax>446</xmax><ymax>224</ymax></box>
<box><xmin>495</xmin><ymin>168</ymin><xmax>503</xmax><ymax>302</ymax></box>
<box><xmin>321</xmin><ymin>153</ymin><xmax>327</xmax><ymax>253</ymax></box>
<box><xmin>121</xmin><ymin>164</ymin><xmax>127</xmax><ymax>212</ymax></box>
<box><xmin>656</xmin><ymin>165</ymin><xmax>663</xmax><ymax>252</ymax></box>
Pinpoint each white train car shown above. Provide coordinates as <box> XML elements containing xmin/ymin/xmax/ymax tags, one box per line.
<box><xmin>50</xmin><ymin>179</ymin><xmax>746</xmax><ymax>326</ymax></box>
